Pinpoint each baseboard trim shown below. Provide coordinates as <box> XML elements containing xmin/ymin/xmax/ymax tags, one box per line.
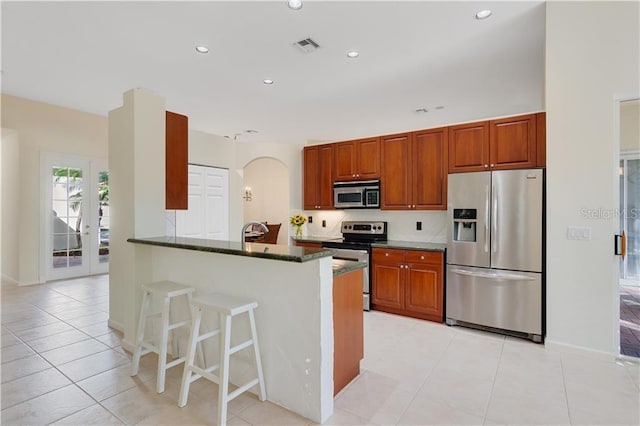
<box><xmin>1</xmin><ymin>273</ymin><xmax>42</xmax><ymax>287</ymax></box>
<box><xmin>107</xmin><ymin>319</ymin><xmax>124</xmax><ymax>333</ymax></box>
<box><xmin>1</xmin><ymin>273</ymin><xmax>19</xmax><ymax>286</ymax></box>
<box><xmin>545</xmin><ymin>339</ymin><xmax>616</xmax><ymax>362</ymax></box>
<box><xmin>121</xmin><ymin>339</ymin><xmax>135</xmax><ymax>354</ymax></box>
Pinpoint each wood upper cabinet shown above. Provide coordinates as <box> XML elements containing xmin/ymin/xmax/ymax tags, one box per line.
<box><xmin>412</xmin><ymin>128</ymin><xmax>448</xmax><ymax>209</ymax></box>
<box><xmin>536</xmin><ymin>112</ymin><xmax>546</xmax><ymax>167</ymax></box>
<box><xmin>166</xmin><ymin>111</ymin><xmax>188</xmax><ymax>210</ymax></box>
<box><xmin>381</xmin><ymin>129</ymin><xmax>447</xmax><ymax>210</ymax></box>
<box><xmin>333</xmin><ymin>137</ymin><xmax>380</xmax><ymax>181</ymax></box>
<box><xmin>380</xmin><ymin>133</ymin><xmax>411</xmax><ymax>209</ymax></box>
<box><xmin>448</xmin><ymin>121</ymin><xmax>490</xmax><ymax>173</ymax></box>
<box><xmin>490</xmin><ymin>113</ymin><xmax>537</xmax><ymax>170</ymax></box>
<box><xmin>449</xmin><ymin>113</ymin><xmax>544</xmax><ymax>173</ymax></box>
<box><xmin>303</xmin><ymin>144</ymin><xmax>333</xmax><ymax>210</ymax></box>
<box><xmin>372</xmin><ymin>248</ymin><xmax>444</xmax><ymax>323</ymax></box>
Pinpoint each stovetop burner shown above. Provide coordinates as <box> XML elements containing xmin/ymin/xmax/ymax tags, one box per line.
<box><xmin>322</xmin><ymin>221</ymin><xmax>387</xmax><ymax>249</ymax></box>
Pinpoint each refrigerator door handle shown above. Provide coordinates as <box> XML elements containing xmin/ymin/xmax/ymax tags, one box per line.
<box><xmin>450</xmin><ymin>268</ymin><xmax>537</xmax><ymax>281</ymax></box>
<box><xmin>484</xmin><ymin>185</ymin><xmax>490</xmax><ymax>253</ymax></box>
<box><xmin>492</xmin><ymin>184</ymin><xmax>498</xmax><ymax>253</ymax></box>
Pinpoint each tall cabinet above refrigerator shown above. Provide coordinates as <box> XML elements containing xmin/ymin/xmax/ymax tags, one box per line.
<box><xmin>446</xmin><ymin>169</ymin><xmax>545</xmax><ymax>342</ymax></box>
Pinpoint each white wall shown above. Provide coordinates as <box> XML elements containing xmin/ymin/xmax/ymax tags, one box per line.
<box><xmin>236</xmin><ymin>141</ymin><xmax>303</xmax><ymax>214</ymax></box>
<box><xmin>108</xmin><ymin>88</ymin><xmax>166</xmax><ymax>335</ymax></box>
<box><xmin>545</xmin><ymin>1</ymin><xmax>639</xmax><ymax>356</ymax></box>
<box><xmin>0</xmin><ymin>94</ymin><xmax>108</xmax><ymax>285</ymax></box>
<box><xmin>303</xmin><ymin>209</ymin><xmax>447</xmax><ymax>243</ymax></box>
<box><xmin>243</xmin><ymin>157</ymin><xmax>290</xmax><ymax>245</ymax></box>
<box><xmin>1</xmin><ymin>129</ymin><xmax>20</xmax><ymax>283</ymax></box>
<box><xmin>621</xmin><ymin>100</ymin><xmax>639</xmax><ymax>152</ymax></box>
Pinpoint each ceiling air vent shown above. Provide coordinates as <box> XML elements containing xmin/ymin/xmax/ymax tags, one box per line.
<box><xmin>293</xmin><ymin>38</ymin><xmax>321</xmax><ymax>53</ymax></box>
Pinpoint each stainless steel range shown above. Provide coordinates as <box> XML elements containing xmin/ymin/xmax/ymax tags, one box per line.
<box><xmin>322</xmin><ymin>221</ymin><xmax>388</xmax><ymax>311</ymax></box>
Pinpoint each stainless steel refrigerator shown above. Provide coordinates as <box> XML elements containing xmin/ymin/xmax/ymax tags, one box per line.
<box><xmin>446</xmin><ymin>169</ymin><xmax>544</xmax><ymax>342</ymax></box>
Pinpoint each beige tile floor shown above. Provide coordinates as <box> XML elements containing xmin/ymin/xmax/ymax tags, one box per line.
<box><xmin>1</xmin><ymin>274</ymin><xmax>639</xmax><ymax>425</ymax></box>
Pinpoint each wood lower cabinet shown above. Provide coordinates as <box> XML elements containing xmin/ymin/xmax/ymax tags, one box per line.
<box><xmin>381</xmin><ymin>128</ymin><xmax>447</xmax><ymax>210</ymax></box>
<box><xmin>449</xmin><ymin>113</ymin><xmax>544</xmax><ymax>173</ymax></box>
<box><xmin>303</xmin><ymin>144</ymin><xmax>333</xmax><ymax>210</ymax></box>
<box><xmin>372</xmin><ymin>248</ymin><xmax>444</xmax><ymax>322</ymax></box>
<box><xmin>334</xmin><ymin>137</ymin><xmax>380</xmax><ymax>181</ymax></box>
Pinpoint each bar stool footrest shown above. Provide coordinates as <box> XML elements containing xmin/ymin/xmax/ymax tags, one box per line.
<box><xmin>165</xmin><ymin>356</ymin><xmax>187</xmax><ymax>369</ymax></box>
<box><xmin>229</xmin><ymin>339</ymin><xmax>254</xmax><ymax>356</ymax></box>
<box><xmin>196</xmin><ymin>329</ymin><xmax>221</xmax><ymax>343</ymax></box>
<box><xmin>228</xmin><ymin>378</ymin><xmax>260</xmax><ymax>401</ymax></box>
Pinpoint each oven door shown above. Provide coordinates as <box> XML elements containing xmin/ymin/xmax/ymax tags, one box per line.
<box><xmin>322</xmin><ymin>244</ymin><xmax>370</xmax><ymax>311</ymax></box>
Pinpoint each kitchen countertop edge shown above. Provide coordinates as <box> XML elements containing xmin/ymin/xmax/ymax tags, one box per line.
<box><xmin>332</xmin><ymin>260</ymin><xmax>367</xmax><ymax>277</ymax></box>
<box><xmin>293</xmin><ymin>236</ymin><xmax>446</xmax><ymax>252</ymax></box>
<box><xmin>128</xmin><ymin>236</ymin><xmax>335</xmax><ymax>263</ymax></box>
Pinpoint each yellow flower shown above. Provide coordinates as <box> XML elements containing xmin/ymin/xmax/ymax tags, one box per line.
<box><xmin>289</xmin><ymin>213</ymin><xmax>307</xmax><ymax>226</ymax></box>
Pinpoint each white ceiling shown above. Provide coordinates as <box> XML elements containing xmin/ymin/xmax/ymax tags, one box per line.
<box><xmin>1</xmin><ymin>1</ymin><xmax>546</xmax><ymax>145</ymax></box>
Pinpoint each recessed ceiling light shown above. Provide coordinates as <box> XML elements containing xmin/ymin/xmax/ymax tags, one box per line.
<box><xmin>347</xmin><ymin>51</ymin><xmax>360</xmax><ymax>58</ymax></box>
<box><xmin>415</xmin><ymin>108</ymin><xmax>429</xmax><ymax>114</ymax></box>
<box><xmin>475</xmin><ymin>9</ymin><xmax>492</xmax><ymax>20</ymax></box>
<box><xmin>195</xmin><ymin>45</ymin><xmax>209</xmax><ymax>54</ymax></box>
<box><xmin>287</xmin><ymin>0</ymin><xmax>303</xmax><ymax>10</ymax></box>
<box><xmin>263</xmin><ymin>79</ymin><xmax>274</xmax><ymax>85</ymax></box>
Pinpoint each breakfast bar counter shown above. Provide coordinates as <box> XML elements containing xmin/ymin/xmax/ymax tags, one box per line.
<box><xmin>125</xmin><ymin>236</ymin><xmax>362</xmax><ymax>424</ymax></box>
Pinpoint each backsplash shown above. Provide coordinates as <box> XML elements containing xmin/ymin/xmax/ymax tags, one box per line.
<box><xmin>300</xmin><ymin>209</ymin><xmax>447</xmax><ymax>243</ymax></box>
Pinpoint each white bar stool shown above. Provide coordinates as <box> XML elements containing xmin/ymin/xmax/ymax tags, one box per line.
<box><xmin>178</xmin><ymin>293</ymin><xmax>266</xmax><ymax>426</ymax></box>
<box><xmin>130</xmin><ymin>280</ymin><xmax>198</xmax><ymax>394</ymax></box>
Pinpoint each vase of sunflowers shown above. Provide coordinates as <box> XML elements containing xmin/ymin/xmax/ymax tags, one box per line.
<box><xmin>290</xmin><ymin>213</ymin><xmax>307</xmax><ymax>238</ymax></box>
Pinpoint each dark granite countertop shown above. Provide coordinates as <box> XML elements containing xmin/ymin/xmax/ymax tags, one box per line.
<box><xmin>292</xmin><ymin>236</ymin><xmax>342</xmax><ymax>244</ymax></box>
<box><xmin>128</xmin><ymin>236</ymin><xmax>335</xmax><ymax>263</ymax></box>
<box><xmin>371</xmin><ymin>240</ymin><xmax>447</xmax><ymax>252</ymax></box>
<box><xmin>332</xmin><ymin>260</ymin><xmax>367</xmax><ymax>277</ymax></box>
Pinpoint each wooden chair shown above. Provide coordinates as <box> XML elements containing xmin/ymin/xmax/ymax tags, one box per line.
<box><xmin>260</xmin><ymin>223</ymin><xmax>281</xmax><ymax>244</ymax></box>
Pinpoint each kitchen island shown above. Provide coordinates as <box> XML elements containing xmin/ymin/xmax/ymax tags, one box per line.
<box><xmin>126</xmin><ymin>236</ymin><xmax>364</xmax><ymax>424</ymax></box>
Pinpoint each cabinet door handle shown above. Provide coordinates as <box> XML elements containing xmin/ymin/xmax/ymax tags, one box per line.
<box><xmin>385</xmin><ymin>252</ymin><xmax>389</xmax><ymax>256</ymax></box>
<box><xmin>484</xmin><ymin>164</ymin><xmax>489</xmax><ymax>168</ymax></box>
<box><xmin>420</xmin><ymin>255</ymin><xmax>424</xmax><ymax>260</ymax></box>
<box><xmin>490</xmin><ymin>163</ymin><xmax>495</xmax><ymax>167</ymax></box>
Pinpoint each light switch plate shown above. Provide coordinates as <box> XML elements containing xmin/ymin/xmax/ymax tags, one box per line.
<box><xmin>567</xmin><ymin>226</ymin><xmax>592</xmax><ymax>240</ymax></box>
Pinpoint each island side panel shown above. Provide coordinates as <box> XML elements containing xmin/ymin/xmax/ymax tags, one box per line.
<box><xmin>141</xmin><ymin>245</ymin><xmax>334</xmax><ymax>424</ymax></box>
<box><xmin>333</xmin><ymin>268</ymin><xmax>364</xmax><ymax>396</ymax></box>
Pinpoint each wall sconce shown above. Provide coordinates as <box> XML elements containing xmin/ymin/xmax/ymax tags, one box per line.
<box><xmin>243</xmin><ymin>186</ymin><xmax>253</xmax><ymax>202</ymax></box>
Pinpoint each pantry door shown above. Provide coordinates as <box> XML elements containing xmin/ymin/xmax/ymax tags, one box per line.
<box><xmin>42</xmin><ymin>153</ymin><xmax>108</xmax><ymax>281</ymax></box>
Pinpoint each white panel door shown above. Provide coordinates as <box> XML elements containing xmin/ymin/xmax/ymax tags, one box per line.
<box><xmin>176</xmin><ymin>165</ymin><xmax>229</xmax><ymax>240</ymax></box>
<box><xmin>205</xmin><ymin>167</ymin><xmax>229</xmax><ymax>240</ymax></box>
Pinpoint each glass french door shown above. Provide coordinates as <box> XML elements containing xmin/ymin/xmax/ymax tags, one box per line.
<box><xmin>620</xmin><ymin>154</ymin><xmax>640</xmax><ymax>283</ymax></box>
<box><xmin>619</xmin><ymin>153</ymin><xmax>639</xmax><ymax>358</ymax></box>
<box><xmin>43</xmin><ymin>154</ymin><xmax>109</xmax><ymax>281</ymax></box>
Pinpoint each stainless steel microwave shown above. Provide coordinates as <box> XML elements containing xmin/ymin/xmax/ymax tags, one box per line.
<box><xmin>333</xmin><ymin>180</ymin><xmax>380</xmax><ymax>209</ymax></box>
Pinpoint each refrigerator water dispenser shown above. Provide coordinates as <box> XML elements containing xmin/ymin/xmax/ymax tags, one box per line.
<box><xmin>453</xmin><ymin>209</ymin><xmax>477</xmax><ymax>242</ymax></box>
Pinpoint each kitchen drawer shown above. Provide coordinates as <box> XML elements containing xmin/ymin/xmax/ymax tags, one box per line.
<box><xmin>372</xmin><ymin>248</ymin><xmax>404</xmax><ymax>262</ymax></box>
<box><xmin>404</xmin><ymin>251</ymin><xmax>442</xmax><ymax>265</ymax></box>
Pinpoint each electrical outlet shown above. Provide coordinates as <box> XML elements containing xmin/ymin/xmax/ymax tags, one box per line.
<box><xmin>308</xmin><ymin>216</ymin><xmax>313</xmax><ymax>224</ymax></box>
<box><xmin>567</xmin><ymin>226</ymin><xmax>591</xmax><ymax>240</ymax></box>
<box><xmin>322</xmin><ymin>220</ymin><xmax>326</xmax><ymax>228</ymax></box>
<box><xmin>416</xmin><ymin>221</ymin><xmax>422</xmax><ymax>231</ymax></box>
